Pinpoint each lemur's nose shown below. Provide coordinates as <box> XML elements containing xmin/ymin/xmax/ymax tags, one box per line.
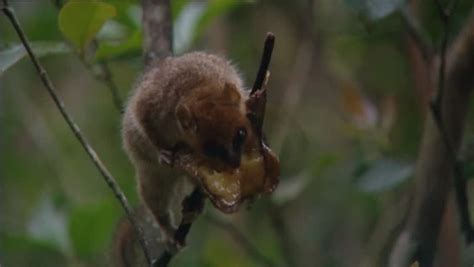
<box><xmin>227</xmin><ymin>153</ymin><xmax>241</xmax><ymax>169</ymax></box>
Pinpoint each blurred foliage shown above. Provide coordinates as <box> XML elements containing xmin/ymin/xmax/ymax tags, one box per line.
<box><xmin>344</xmin><ymin>0</ymin><xmax>405</xmax><ymax>20</ymax></box>
<box><xmin>2</xmin><ymin>0</ymin><xmax>474</xmax><ymax>266</ymax></box>
<box><xmin>0</xmin><ymin>42</ymin><xmax>70</xmax><ymax>75</ymax></box>
<box><xmin>58</xmin><ymin>1</ymin><xmax>116</xmax><ymax>52</ymax></box>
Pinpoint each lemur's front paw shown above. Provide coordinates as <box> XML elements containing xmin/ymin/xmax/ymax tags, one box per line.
<box><xmin>158</xmin><ymin>150</ymin><xmax>175</xmax><ymax>166</ymax></box>
<box><xmin>158</xmin><ymin>143</ymin><xmax>192</xmax><ymax>167</ymax></box>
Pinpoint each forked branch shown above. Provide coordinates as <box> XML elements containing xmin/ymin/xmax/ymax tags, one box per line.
<box><xmin>429</xmin><ymin>0</ymin><xmax>474</xmax><ymax>244</ymax></box>
<box><xmin>390</xmin><ymin>5</ymin><xmax>474</xmax><ymax>266</ymax></box>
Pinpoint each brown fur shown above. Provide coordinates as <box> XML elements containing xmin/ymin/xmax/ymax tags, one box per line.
<box><xmin>122</xmin><ymin>52</ymin><xmax>256</xmax><ymax>238</ymax></box>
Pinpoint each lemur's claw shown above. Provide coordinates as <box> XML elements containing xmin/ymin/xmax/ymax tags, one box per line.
<box><xmin>158</xmin><ymin>150</ymin><xmax>174</xmax><ymax>166</ymax></box>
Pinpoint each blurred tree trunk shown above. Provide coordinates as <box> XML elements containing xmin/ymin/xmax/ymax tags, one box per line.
<box><xmin>390</xmin><ymin>6</ymin><xmax>474</xmax><ymax>266</ymax></box>
<box><xmin>436</xmin><ymin>194</ymin><xmax>461</xmax><ymax>267</ymax></box>
<box><xmin>404</xmin><ymin>1</ymin><xmax>461</xmax><ymax>266</ymax></box>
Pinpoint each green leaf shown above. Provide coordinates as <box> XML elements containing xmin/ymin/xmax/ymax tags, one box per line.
<box><xmin>69</xmin><ymin>200</ymin><xmax>119</xmax><ymax>258</ymax></box>
<box><xmin>344</xmin><ymin>0</ymin><xmax>405</xmax><ymax>20</ymax></box>
<box><xmin>95</xmin><ymin>30</ymin><xmax>142</xmax><ymax>61</ymax></box>
<box><xmin>58</xmin><ymin>1</ymin><xmax>116</xmax><ymax>51</ymax></box>
<box><xmin>356</xmin><ymin>159</ymin><xmax>413</xmax><ymax>192</ymax></box>
<box><xmin>0</xmin><ymin>42</ymin><xmax>71</xmax><ymax>76</ymax></box>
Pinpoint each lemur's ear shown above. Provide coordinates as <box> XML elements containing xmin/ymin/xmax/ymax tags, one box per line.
<box><xmin>176</xmin><ymin>103</ymin><xmax>196</xmax><ymax>132</ymax></box>
<box><xmin>222</xmin><ymin>83</ymin><xmax>241</xmax><ymax>103</ymax></box>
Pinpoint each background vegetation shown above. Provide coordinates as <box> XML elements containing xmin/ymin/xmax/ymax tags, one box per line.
<box><xmin>2</xmin><ymin>0</ymin><xmax>474</xmax><ymax>266</ymax></box>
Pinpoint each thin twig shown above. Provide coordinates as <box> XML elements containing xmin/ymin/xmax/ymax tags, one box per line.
<box><xmin>81</xmin><ymin>40</ymin><xmax>124</xmax><ymax>114</ymax></box>
<box><xmin>154</xmin><ymin>251</ymin><xmax>172</xmax><ymax>267</ymax></box>
<box><xmin>173</xmin><ymin>189</ymin><xmax>205</xmax><ymax>244</ymax></box>
<box><xmin>98</xmin><ymin>61</ymin><xmax>124</xmax><ymax>113</ymax></box>
<box><xmin>206</xmin><ymin>213</ymin><xmax>277</xmax><ymax>267</ymax></box>
<box><xmin>432</xmin><ymin>0</ymin><xmax>449</xmax><ymax>108</ymax></box>
<box><xmin>247</xmin><ymin>33</ymin><xmax>275</xmax><ymax>138</ymax></box>
<box><xmin>252</xmin><ymin>32</ymin><xmax>275</xmax><ymax>94</ymax></box>
<box><xmin>74</xmin><ymin>52</ymin><xmax>125</xmax><ymax>114</ymax></box>
<box><xmin>154</xmin><ymin>188</ymin><xmax>205</xmax><ymax>267</ymax></box>
<box><xmin>51</xmin><ymin>0</ymin><xmax>125</xmax><ymax>114</ymax></box>
<box><xmin>453</xmin><ymin>163</ymin><xmax>474</xmax><ymax>243</ymax></box>
<box><xmin>430</xmin><ymin>0</ymin><xmax>474</xmax><ymax>244</ymax></box>
<box><xmin>246</xmin><ymin>36</ymin><xmax>292</xmax><ymax>266</ymax></box>
<box><xmin>1</xmin><ymin>2</ymin><xmax>153</xmax><ymax>265</ymax></box>
<box><xmin>429</xmin><ymin>103</ymin><xmax>473</xmax><ymax>244</ymax></box>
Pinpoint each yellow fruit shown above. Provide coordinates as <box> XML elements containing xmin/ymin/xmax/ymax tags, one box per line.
<box><xmin>197</xmin><ymin>150</ymin><xmax>277</xmax><ymax>212</ymax></box>
<box><xmin>199</xmin><ymin>166</ymin><xmax>241</xmax><ymax>207</ymax></box>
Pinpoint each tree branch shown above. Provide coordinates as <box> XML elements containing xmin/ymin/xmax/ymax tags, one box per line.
<box><xmin>389</xmin><ymin>6</ymin><xmax>474</xmax><ymax>267</ymax></box>
<box><xmin>142</xmin><ymin>0</ymin><xmax>173</xmax><ymax>67</ymax></box>
<box><xmin>154</xmin><ymin>188</ymin><xmax>205</xmax><ymax>267</ymax></box>
<box><xmin>432</xmin><ymin>0</ymin><xmax>450</xmax><ymax>108</ymax></box>
<box><xmin>1</xmin><ymin>2</ymin><xmax>152</xmax><ymax>265</ymax></box>
<box><xmin>82</xmin><ymin>40</ymin><xmax>124</xmax><ymax>113</ymax></box>
<box><xmin>252</xmin><ymin>32</ymin><xmax>275</xmax><ymax>94</ymax></box>
<box><xmin>432</xmin><ymin>0</ymin><xmax>474</xmax><ymax>247</ymax></box>
<box><xmin>75</xmin><ymin>53</ymin><xmax>124</xmax><ymax>114</ymax></box>
<box><xmin>430</xmin><ymin>0</ymin><xmax>474</xmax><ymax>245</ymax></box>
<box><xmin>98</xmin><ymin>61</ymin><xmax>124</xmax><ymax>113</ymax></box>
<box><xmin>51</xmin><ymin>2</ymin><xmax>124</xmax><ymax>114</ymax></box>
<box><xmin>247</xmin><ymin>32</ymin><xmax>275</xmax><ymax>138</ymax></box>
<box><xmin>140</xmin><ymin>1</ymin><xmax>202</xmax><ymax>266</ymax></box>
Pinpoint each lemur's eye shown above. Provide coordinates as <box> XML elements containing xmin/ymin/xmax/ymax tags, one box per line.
<box><xmin>232</xmin><ymin>127</ymin><xmax>247</xmax><ymax>152</ymax></box>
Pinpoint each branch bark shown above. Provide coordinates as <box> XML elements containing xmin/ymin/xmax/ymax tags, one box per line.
<box><xmin>142</xmin><ymin>0</ymin><xmax>173</xmax><ymax>67</ymax></box>
<box><xmin>140</xmin><ymin>1</ymin><xmax>206</xmax><ymax>266</ymax></box>
<box><xmin>389</xmin><ymin>8</ymin><xmax>474</xmax><ymax>266</ymax></box>
<box><xmin>154</xmin><ymin>188</ymin><xmax>205</xmax><ymax>267</ymax></box>
<box><xmin>430</xmin><ymin>0</ymin><xmax>474</xmax><ymax>246</ymax></box>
